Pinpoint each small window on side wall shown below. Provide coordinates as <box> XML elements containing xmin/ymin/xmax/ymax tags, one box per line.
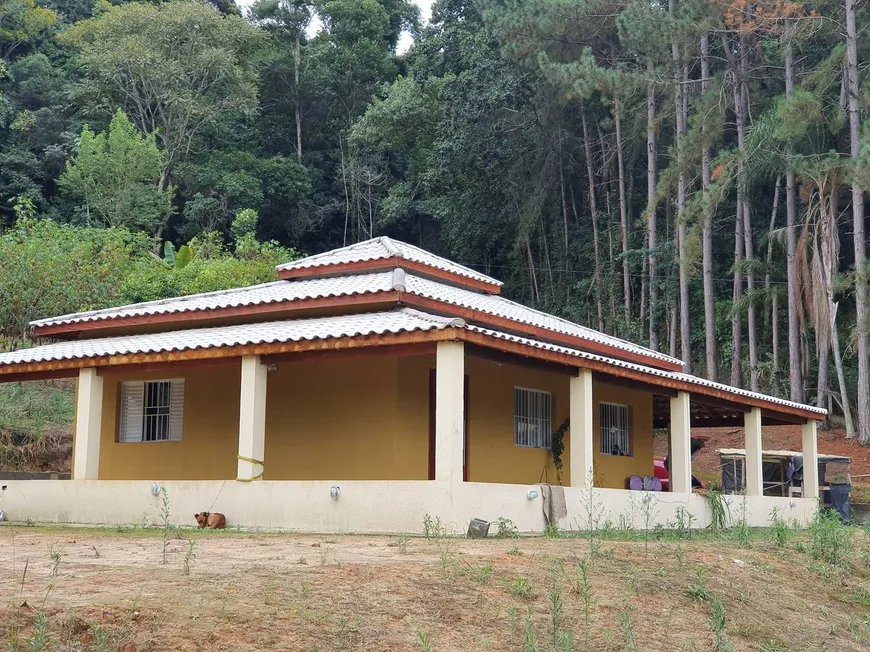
<box><xmin>600</xmin><ymin>402</ymin><xmax>630</xmax><ymax>456</ymax></box>
<box><xmin>514</xmin><ymin>387</ymin><xmax>552</xmax><ymax>449</ymax></box>
<box><xmin>119</xmin><ymin>379</ymin><xmax>184</xmax><ymax>442</ymax></box>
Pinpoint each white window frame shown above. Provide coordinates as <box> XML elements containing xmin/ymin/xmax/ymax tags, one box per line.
<box><xmin>119</xmin><ymin>379</ymin><xmax>184</xmax><ymax>443</ymax></box>
<box><xmin>600</xmin><ymin>402</ymin><xmax>631</xmax><ymax>456</ymax></box>
<box><xmin>514</xmin><ymin>387</ymin><xmax>552</xmax><ymax>449</ymax></box>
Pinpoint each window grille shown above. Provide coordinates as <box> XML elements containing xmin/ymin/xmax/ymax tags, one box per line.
<box><xmin>514</xmin><ymin>387</ymin><xmax>552</xmax><ymax>449</ymax></box>
<box><xmin>120</xmin><ymin>379</ymin><xmax>184</xmax><ymax>442</ymax></box>
<box><xmin>600</xmin><ymin>402</ymin><xmax>630</xmax><ymax>456</ymax></box>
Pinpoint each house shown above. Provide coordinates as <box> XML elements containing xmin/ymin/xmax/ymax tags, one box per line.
<box><xmin>0</xmin><ymin>238</ymin><xmax>826</xmax><ymax>533</ymax></box>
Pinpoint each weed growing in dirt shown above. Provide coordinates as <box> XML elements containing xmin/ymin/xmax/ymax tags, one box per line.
<box><xmin>639</xmin><ymin>493</ymin><xmax>658</xmax><ymax>553</ymax></box>
<box><xmin>618</xmin><ymin>578</ymin><xmax>639</xmax><ymax>652</ymax></box>
<box><xmin>510</xmin><ymin>574</ymin><xmax>533</xmax><ymax>599</ymax></box>
<box><xmin>494</xmin><ymin>517</ymin><xmax>519</xmax><ymax>539</ymax></box>
<box><xmin>522</xmin><ymin>607</ymin><xmax>538</xmax><ymax>652</ymax></box>
<box><xmin>182</xmin><ymin>538</ymin><xmax>197</xmax><ymax>576</ymax></box>
<box><xmin>686</xmin><ymin>567</ymin><xmax>712</xmax><ymax>601</ymax></box>
<box><xmin>415</xmin><ymin>629</ymin><xmax>434</xmax><ymax>652</ymax></box>
<box><xmin>24</xmin><ymin>612</ymin><xmax>50</xmax><ymax>651</ymax></box>
<box><xmin>423</xmin><ymin>513</ymin><xmax>446</xmax><ymax>539</ymax></box>
<box><xmin>709</xmin><ymin>594</ymin><xmax>734</xmax><ymax>652</ymax></box>
<box><xmin>48</xmin><ymin>545</ymin><xmax>62</xmax><ymax>577</ymax></box>
<box><xmin>544</xmin><ymin>522</ymin><xmax>560</xmax><ymax>538</ymax></box>
<box><xmin>671</xmin><ymin>507</ymin><xmax>696</xmax><ymax>537</ymax></box>
<box><xmin>673</xmin><ymin>543</ymin><xmax>686</xmax><ymax>569</ymax></box>
<box><xmin>464</xmin><ymin>561</ymin><xmax>494</xmax><ymax>585</ymax></box>
<box><xmin>396</xmin><ymin>534</ymin><xmax>411</xmax><ymax>554</ymax></box>
<box><xmin>158</xmin><ymin>487</ymin><xmax>172</xmax><ymax>564</ymax></box>
<box><xmin>89</xmin><ymin>622</ymin><xmax>113</xmax><ymax>652</ymax></box>
<box><xmin>733</xmin><ymin>498</ymin><xmax>751</xmax><ymax>548</ymax></box>
<box><xmin>301</xmin><ymin>581</ymin><xmax>312</xmax><ymax>598</ymax></box>
<box><xmin>807</xmin><ymin>510</ymin><xmax>851</xmax><ymax>567</ymax></box>
<box><xmin>90</xmin><ymin>544</ymin><xmax>100</xmax><ymax>558</ymax></box>
<box><xmin>708</xmin><ymin>489</ymin><xmax>729</xmax><ymax>530</ymax></box>
<box><xmin>769</xmin><ymin>507</ymin><xmax>794</xmax><ymax>548</ymax></box>
<box><xmin>507</xmin><ymin>547</ymin><xmax>524</xmax><ymax>556</ymax></box>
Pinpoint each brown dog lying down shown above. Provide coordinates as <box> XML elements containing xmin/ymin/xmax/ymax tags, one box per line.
<box><xmin>194</xmin><ymin>512</ymin><xmax>226</xmax><ymax>529</ymax></box>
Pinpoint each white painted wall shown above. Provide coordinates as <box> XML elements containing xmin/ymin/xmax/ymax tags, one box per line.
<box><xmin>0</xmin><ymin>480</ymin><xmax>817</xmax><ymax>534</ymax></box>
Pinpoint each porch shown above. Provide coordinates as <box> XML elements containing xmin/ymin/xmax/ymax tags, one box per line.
<box><xmin>23</xmin><ymin>337</ymin><xmax>817</xmax><ymax>533</ymax></box>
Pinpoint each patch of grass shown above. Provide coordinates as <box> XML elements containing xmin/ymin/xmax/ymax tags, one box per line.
<box><xmin>543</xmin><ymin>522</ymin><xmax>560</xmax><ymax>538</ymax></box>
<box><xmin>507</xmin><ymin>547</ymin><xmax>524</xmax><ymax>556</ymax></box>
<box><xmin>807</xmin><ymin>509</ymin><xmax>852</xmax><ymax>567</ymax></box>
<box><xmin>841</xmin><ymin>586</ymin><xmax>870</xmax><ymax>608</ymax></box>
<box><xmin>415</xmin><ymin>629</ymin><xmax>434</xmax><ymax>652</ymax></box>
<box><xmin>686</xmin><ymin>567</ymin><xmax>712</xmax><ymax>602</ymax></box>
<box><xmin>0</xmin><ymin>381</ymin><xmax>74</xmax><ymax>468</ymax></box>
<box><xmin>510</xmin><ymin>574</ymin><xmax>533</xmax><ymax>599</ymax></box>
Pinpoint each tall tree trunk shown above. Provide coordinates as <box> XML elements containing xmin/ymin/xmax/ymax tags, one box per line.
<box><xmin>646</xmin><ymin>56</ymin><xmax>659</xmax><ymax>352</ymax></box>
<box><xmin>294</xmin><ymin>31</ymin><xmax>303</xmax><ymax>164</ymax></box>
<box><xmin>671</xmin><ymin>0</ymin><xmax>691</xmax><ymax>372</ymax></box>
<box><xmin>735</xmin><ymin>40</ymin><xmax>758</xmax><ymax>392</ymax></box>
<box><xmin>581</xmin><ymin>106</ymin><xmax>605</xmax><ymax>332</ymax></box>
<box><xmin>731</xmin><ymin>200</ymin><xmax>744</xmax><ymax>387</ymax></box>
<box><xmin>700</xmin><ymin>34</ymin><xmax>717</xmax><ymax>382</ymax></box>
<box><xmin>766</xmin><ymin>177</ymin><xmax>782</xmax><ymax>394</ymax></box>
<box><xmin>784</xmin><ymin>31</ymin><xmax>804</xmax><ymax>403</ymax></box>
<box><xmin>614</xmin><ymin>96</ymin><xmax>631</xmax><ymax>335</ymax></box>
<box><xmin>846</xmin><ymin>0</ymin><xmax>869</xmax><ymax>442</ymax></box>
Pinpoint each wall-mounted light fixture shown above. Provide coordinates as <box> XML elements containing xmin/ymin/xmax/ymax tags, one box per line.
<box><xmin>526</xmin><ymin>489</ymin><xmax>539</xmax><ymax>500</ymax></box>
<box><xmin>330</xmin><ymin>485</ymin><xmax>341</xmax><ymax>500</ymax></box>
<box><xmin>151</xmin><ymin>482</ymin><xmax>160</xmax><ymax>497</ymax></box>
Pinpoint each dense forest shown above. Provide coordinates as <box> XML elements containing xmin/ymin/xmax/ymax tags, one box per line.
<box><xmin>0</xmin><ymin>0</ymin><xmax>869</xmax><ymax>439</ymax></box>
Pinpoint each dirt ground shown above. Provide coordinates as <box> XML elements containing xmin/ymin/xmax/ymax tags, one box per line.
<box><xmin>654</xmin><ymin>424</ymin><xmax>870</xmax><ymax>501</ymax></box>
<box><xmin>0</xmin><ymin>526</ymin><xmax>868</xmax><ymax>651</ymax></box>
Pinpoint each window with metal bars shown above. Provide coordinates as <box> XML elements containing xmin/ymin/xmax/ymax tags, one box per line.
<box><xmin>600</xmin><ymin>402</ymin><xmax>630</xmax><ymax>456</ymax></box>
<box><xmin>513</xmin><ymin>387</ymin><xmax>552</xmax><ymax>449</ymax></box>
<box><xmin>119</xmin><ymin>379</ymin><xmax>184</xmax><ymax>443</ymax></box>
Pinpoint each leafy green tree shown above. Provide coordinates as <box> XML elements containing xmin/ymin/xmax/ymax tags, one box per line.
<box><xmin>0</xmin><ymin>0</ymin><xmax>56</xmax><ymax>61</ymax></box>
<box><xmin>59</xmin><ymin>109</ymin><xmax>171</xmax><ymax>232</ymax></box>
<box><xmin>62</xmin><ymin>1</ymin><xmax>263</xmax><ymax>199</ymax></box>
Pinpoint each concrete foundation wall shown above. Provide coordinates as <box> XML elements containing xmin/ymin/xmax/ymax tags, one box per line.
<box><xmin>0</xmin><ymin>480</ymin><xmax>817</xmax><ymax>534</ymax></box>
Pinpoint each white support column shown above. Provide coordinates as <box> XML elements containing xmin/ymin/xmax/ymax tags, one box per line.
<box><xmin>237</xmin><ymin>355</ymin><xmax>267</xmax><ymax>481</ymax></box>
<box><xmin>73</xmin><ymin>367</ymin><xmax>103</xmax><ymax>480</ymax></box>
<box><xmin>802</xmin><ymin>420</ymin><xmax>820</xmax><ymax>500</ymax></box>
<box><xmin>569</xmin><ymin>368</ymin><xmax>594</xmax><ymax>488</ymax></box>
<box><xmin>744</xmin><ymin>407</ymin><xmax>763</xmax><ymax>496</ymax></box>
<box><xmin>669</xmin><ymin>391</ymin><xmax>692</xmax><ymax>494</ymax></box>
<box><xmin>435</xmin><ymin>341</ymin><xmax>464</xmax><ymax>485</ymax></box>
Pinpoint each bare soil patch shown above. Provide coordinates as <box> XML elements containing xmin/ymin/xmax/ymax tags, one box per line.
<box><xmin>0</xmin><ymin>526</ymin><xmax>868</xmax><ymax>651</ymax></box>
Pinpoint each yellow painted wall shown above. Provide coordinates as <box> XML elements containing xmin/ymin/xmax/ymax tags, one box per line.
<box><xmin>98</xmin><ymin>366</ymin><xmax>241</xmax><ymax>480</ymax></box>
<box><xmin>265</xmin><ymin>356</ymin><xmax>428</xmax><ymax>480</ymax></box>
<box><xmin>590</xmin><ymin>381</ymin><xmax>655</xmax><ymax>489</ymax></box>
<box><xmin>89</xmin><ymin>351</ymin><xmax>654</xmax><ymax>487</ymax></box>
<box><xmin>463</xmin><ymin>356</ymin><xmax>569</xmax><ymax>485</ymax></box>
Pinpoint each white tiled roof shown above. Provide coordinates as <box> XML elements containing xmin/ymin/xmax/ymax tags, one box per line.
<box><xmin>467</xmin><ymin>324</ymin><xmax>827</xmax><ymax>416</ymax></box>
<box><xmin>403</xmin><ymin>275</ymin><xmax>682</xmax><ymax>368</ymax></box>
<box><xmin>6</xmin><ymin>309</ymin><xmax>458</xmax><ymax>366</ymax></box>
<box><xmin>31</xmin><ymin>272</ymin><xmax>397</xmax><ymax>328</ymax></box>
<box><xmin>276</xmin><ymin>236</ymin><xmax>502</xmax><ymax>288</ymax></box>
<box><xmin>30</xmin><ymin>269</ymin><xmax>679</xmax><ymax>369</ymax></box>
